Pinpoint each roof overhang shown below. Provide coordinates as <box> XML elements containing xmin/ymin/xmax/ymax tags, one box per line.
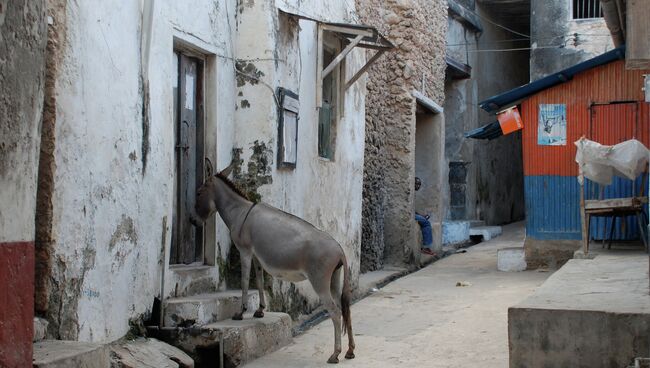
<box><xmin>448</xmin><ymin>0</ymin><xmax>483</xmax><ymax>33</ymax></box>
<box><xmin>279</xmin><ymin>9</ymin><xmax>394</xmax><ymax>107</ymax></box>
<box><xmin>413</xmin><ymin>90</ymin><xmax>444</xmax><ymax>114</ymax></box>
<box><xmin>445</xmin><ymin>56</ymin><xmax>472</xmax><ymax>79</ymax></box>
<box><xmin>479</xmin><ymin>46</ymin><xmax>626</xmax><ymax>113</ymax></box>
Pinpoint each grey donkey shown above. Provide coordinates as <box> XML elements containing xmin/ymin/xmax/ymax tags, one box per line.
<box><xmin>191</xmin><ymin>164</ymin><xmax>355</xmax><ymax>364</ymax></box>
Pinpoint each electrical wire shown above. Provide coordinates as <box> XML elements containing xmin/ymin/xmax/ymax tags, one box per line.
<box><xmin>454</xmin><ymin>3</ymin><xmax>530</xmax><ymax>38</ymax></box>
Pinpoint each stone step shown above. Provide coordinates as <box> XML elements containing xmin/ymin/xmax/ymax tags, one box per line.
<box><xmin>164</xmin><ymin>290</ymin><xmax>260</xmax><ymax>327</ymax></box>
<box><xmin>110</xmin><ymin>337</ymin><xmax>194</xmax><ymax>368</ymax></box>
<box><xmin>469</xmin><ymin>225</ymin><xmax>502</xmax><ymax>241</ymax></box>
<box><xmin>33</xmin><ymin>340</ymin><xmax>110</xmax><ymax>368</ymax></box>
<box><xmin>169</xmin><ymin>312</ymin><xmax>293</xmax><ymax>367</ymax></box>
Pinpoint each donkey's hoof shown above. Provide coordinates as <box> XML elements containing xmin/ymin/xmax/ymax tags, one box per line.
<box><xmin>327</xmin><ymin>356</ymin><xmax>339</xmax><ymax>364</ymax></box>
<box><xmin>232</xmin><ymin>313</ymin><xmax>244</xmax><ymax>321</ymax></box>
<box><xmin>253</xmin><ymin>309</ymin><xmax>264</xmax><ymax>318</ymax></box>
<box><xmin>345</xmin><ymin>350</ymin><xmax>355</xmax><ymax>359</ymax></box>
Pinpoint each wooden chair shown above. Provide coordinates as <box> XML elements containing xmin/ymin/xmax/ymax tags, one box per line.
<box><xmin>580</xmin><ymin>170</ymin><xmax>649</xmax><ymax>255</ymax></box>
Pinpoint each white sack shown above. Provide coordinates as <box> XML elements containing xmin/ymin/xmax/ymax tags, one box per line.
<box><xmin>574</xmin><ymin>138</ymin><xmax>649</xmax><ymax>185</ymax></box>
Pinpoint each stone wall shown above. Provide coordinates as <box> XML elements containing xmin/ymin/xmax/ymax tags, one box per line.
<box><xmin>358</xmin><ymin>0</ymin><xmax>447</xmax><ymax>272</ymax></box>
<box><xmin>0</xmin><ymin>0</ymin><xmax>47</xmax><ymax>365</ymax></box>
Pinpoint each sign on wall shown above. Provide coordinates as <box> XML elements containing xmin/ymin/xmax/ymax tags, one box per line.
<box><xmin>538</xmin><ymin>104</ymin><xmax>567</xmax><ymax>146</ymax></box>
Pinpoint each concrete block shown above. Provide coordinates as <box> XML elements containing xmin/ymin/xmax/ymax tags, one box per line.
<box><xmin>469</xmin><ymin>226</ymin><xmax>502</xmax><ymax>241</ymax></box>
<box><xmin>173</xmin><ymin>312</ymin><xmax>292</xmax><ymax>367</ymax></box>
<box><xmin>110</xmin><ymin>337</ymin><xmax>194</xmax><ymax>368</ymax></box>
<box><xmin>497</xmin><ymin>247</ymin><xmax>526</xmax><ymax>271</ymax></box>
<box><xmin>33</xmin><ymin>340</ymin><xmax>109</xmax><ymax>368</ymax></box>
<box><xmin>164</xmin><ymin>290</ymin><xmax>260</xmax><ymax>327</ymax></box>
<box><xmin>442</xmin><ymin>221</ymin><xmax>469</xmax><ymax>245</ymax></box>
<box><xmin>509</xmin><ymin>255</ymin><xmax>650</xmax><ymax>367</ymax></box>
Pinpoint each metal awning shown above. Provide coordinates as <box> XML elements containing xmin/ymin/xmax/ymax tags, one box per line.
<box><xmin>279</xmin><ymin>9</ymin><xmax>394</xmax><ymax>106</ymax></box>
<box><xmin>479</xmin><ymin>46</ymin><xmax>626</xmax><ymax>113</ymax></box>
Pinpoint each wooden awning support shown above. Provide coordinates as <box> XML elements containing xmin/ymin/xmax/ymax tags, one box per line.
<box><xmin>316</xmin><ymin>22</ymin><xmax>393</xmax><ymax>107</ymax></box>
<box><xmin>280</xmin><ymin>10</ymin><xmax>394</xmax><ymax>108</ymax></box>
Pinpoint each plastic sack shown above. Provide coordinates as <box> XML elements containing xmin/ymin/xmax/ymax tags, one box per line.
<box><xmin>574</xmin><ymin>138</ymin><xmax>649</xmax><ymax>185</ymax></box>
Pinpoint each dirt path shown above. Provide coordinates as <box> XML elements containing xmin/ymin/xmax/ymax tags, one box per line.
<box><xmin>243</xmin><ymin>222</ymin><xmax>552</xmax><ymax>367</ymax></box>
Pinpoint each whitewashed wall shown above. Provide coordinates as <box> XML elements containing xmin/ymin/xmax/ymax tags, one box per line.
<box><xmin>233</xmin><ymin>0</ymin><xmax>366</xmax><ymax>307</ymax></box>
<box><xmin>48</xmin><ymin>0</ymin><xmax>237</xmax><ymax>342</ymax></box>
<box><xmin>46</xmin><ymin>0</ymin><xmax>367</xmax><ymax>341</ymax></box>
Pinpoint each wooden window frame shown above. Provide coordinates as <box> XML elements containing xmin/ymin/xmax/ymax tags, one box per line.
<box><xmin>277</xmin><ymin>88</ymin><xmax>300</xmax><ymax>168</ymax></box>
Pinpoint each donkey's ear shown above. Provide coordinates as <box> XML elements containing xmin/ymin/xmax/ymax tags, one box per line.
<box><xmin>205</xmin><ymin>157</ymin><xmax>214</xmax><ymax>177</ymax></box>
<box><xmin>219</xmin><ymin>162</ymin><xmax>234</xmax><ymax>178</ymax></box>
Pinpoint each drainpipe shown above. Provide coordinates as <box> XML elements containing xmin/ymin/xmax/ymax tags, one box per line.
<box><xmin>600</xmin><ymin>0</ymin><xmax>625</xmax><ymax>47</ymax></box>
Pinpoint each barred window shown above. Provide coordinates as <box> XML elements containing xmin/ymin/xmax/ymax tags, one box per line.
<box><xmin>572</xmin><ymin>0</ymin><xmax>602</xmax><ymax>19</ymax></box>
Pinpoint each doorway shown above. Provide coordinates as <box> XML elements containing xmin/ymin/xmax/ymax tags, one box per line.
<box><xmin>171</xmin><ymin>50</ymin><xmax>205</xmax><ymax>264</ymax></box>
<box><xmin>414</xmin><ymin>99</ymin><xmax>445</xmax><ymax>252</ymax></box>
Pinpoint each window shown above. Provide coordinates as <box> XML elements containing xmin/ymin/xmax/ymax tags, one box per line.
<box><xmin>277</xmin><ymin>88</ymin><xmax>299</xmax><ymax>168</ymax></box>
<box><xmin>572</xmin><ymin>0</ymin><xmax>602</xmax><ymax>19</ymax></box>
<box><xmin>318</xmin><ymin>33</ymin><xmax>341</xmax><ymax>159</ymax></box>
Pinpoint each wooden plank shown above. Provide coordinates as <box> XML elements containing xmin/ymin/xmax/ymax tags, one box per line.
<box><xmin>626</xmin><ymin>0</ymin><xmax>650</xmax><ymax>69</ymax></box>
<box><xmin>316</xmin><ymin>24</ymin><xmax>323</xmax><ymax>108</ymax></box>
<box><xmin>345</xmin><ymin>50</ymin><xmax>384</xmax><ymax>90</ymax></box>
<box><xmin>320</xmin><ymin>24</ymin><xmax>373</xmax><ymax>37</ymax></box>
<box><xmin>584</xmin><ymin>196</ymin><xmax>648</xmax><ymax>210</ymax></box>
<box><xmin>322</xmin><ymin>34</ymin><xmax>363</xmax><ymax>80</ymax></box>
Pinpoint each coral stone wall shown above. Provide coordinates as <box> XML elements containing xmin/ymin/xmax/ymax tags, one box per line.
<box><xmin>357</xmin><ymin>0</ymin><xmax>447</xmax><ymax>272</ymax></box>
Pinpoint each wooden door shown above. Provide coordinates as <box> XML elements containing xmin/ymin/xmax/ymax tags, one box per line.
<box><xmin>171</xmin><ymin>52</ymin><xmax>204</xmax><ymax>264</ymax></box>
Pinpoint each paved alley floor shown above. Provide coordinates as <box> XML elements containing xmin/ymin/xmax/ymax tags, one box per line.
<box><xmin>243</xmin><ymin>222</ymin><xmax>553</xmax><ymax>368</ymax></box>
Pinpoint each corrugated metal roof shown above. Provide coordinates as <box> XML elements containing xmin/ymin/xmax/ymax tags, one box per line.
<box><xmin>479</xmin><ymin>46</ymin><xmax>626</xmax><ymax>113</ymax></box>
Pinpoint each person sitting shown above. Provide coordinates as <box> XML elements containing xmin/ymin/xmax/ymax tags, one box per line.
<box><xmin>415</xmin><ymin>177</ymin><xmax>436</xmax><ymax>256</ymax></box>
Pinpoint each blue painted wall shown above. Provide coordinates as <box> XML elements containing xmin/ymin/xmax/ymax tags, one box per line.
<box><xmin>525</xmin><ymin>175</ymin><xmax>647</xmax><ymax>241</ymax></box>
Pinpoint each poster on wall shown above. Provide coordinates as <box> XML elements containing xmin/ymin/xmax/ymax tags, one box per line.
<box><xmin>538</xmin><ymin>104</ymin><xmax>567</xmax><ymax>145</ymax></box>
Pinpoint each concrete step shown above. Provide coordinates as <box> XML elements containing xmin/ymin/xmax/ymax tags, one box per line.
<box><xmin>164</xmin><ymin>290</ymin><xmax>260</xmax><ymax>327</ymax></box>
<box><xmin>469</xmin><ymin>220</ymin><xmax>486</xmax><ymax>228</ymax></box>
<box><xmin>170</xmin><ymin>312</ymin><xmax>293</xmax><ymax>367</ymax></box>
<box><xmin>33</xmin><ymin>340</ymin><xmax>110</xmax><ymax>368</ymax></box>
<box><xmin>469</xmin><ymin>226</ymin><xmax>502</xmax><ymax>241</ymax></box>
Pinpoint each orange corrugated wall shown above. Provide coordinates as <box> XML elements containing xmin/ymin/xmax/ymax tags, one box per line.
<box><xmin>522</xmin><ymin>60</ymin><xmax>650</xmax><ymax>177</ymax></box>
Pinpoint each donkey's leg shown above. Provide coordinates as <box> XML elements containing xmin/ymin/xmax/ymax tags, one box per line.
<box><xmin>330</xmin><ymin>267</ymin><xmax>355</xmax><ymax>359</ymax></box>
<box><xmin>233</xmin><ymin>251</ymin><xmax>252</xmax><ymax>320</ymax></box>
<box><xmin>252</xmin><ymin>257</ymin><xmax>266</xmax><ymax>318</ymax></box>
<box><xmin>311</xmin><ymin>275</ymin><xmax>342</xmax><ymax>364</ymax></box>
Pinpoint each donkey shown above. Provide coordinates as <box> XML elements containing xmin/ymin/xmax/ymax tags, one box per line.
<box><xmin>191</xmin><ymin>163</ymin><xmax>355</xmax><ymax>364</ymax></box>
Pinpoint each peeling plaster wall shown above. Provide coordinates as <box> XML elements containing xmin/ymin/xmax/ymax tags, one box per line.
<box><xmin>42</xmin><ymin>0</ymin><xmax>237</xmax><ymax>342</ymax></box>
<box><xmin>357</xmin><ymin>0</ymin><xmax>447</xmax><ymax>272</ymax></box>
<box><xmin>0</xmin><ymin>0</ymin><xmax>47</xmax><ymax>365</ymax></box>
<box><xmin>232</xmin><ymin>0</ymin><xmax>366</xmax><ymax>314</ymax></box>
<box><xmin>531</xmin><ymin>0</ymin><xmax>614</xmax><ymax>80</ymax></box>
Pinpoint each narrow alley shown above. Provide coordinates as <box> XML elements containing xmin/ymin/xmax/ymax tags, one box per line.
<box><xmin>2</xmin><ymin>0</ymin><xmax>649</xmax><ymax>367</ymax></box>
<box><xmin>243</xmin><ymin>223</ymin><xmax>551</xmax><ymax>367</ymax></box>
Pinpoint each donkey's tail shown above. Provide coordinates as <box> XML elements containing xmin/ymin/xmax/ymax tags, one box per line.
<box><xmin>341</xmin><ymin>254</ymin><xmax>353</xmax><ymax>337</ymax></box>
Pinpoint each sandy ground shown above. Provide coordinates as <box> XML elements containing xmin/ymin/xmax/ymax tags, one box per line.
<box><xmin>243</xmin><ymin>222</ymin><xmax>552</xmax><ymax>368</ymax></box>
